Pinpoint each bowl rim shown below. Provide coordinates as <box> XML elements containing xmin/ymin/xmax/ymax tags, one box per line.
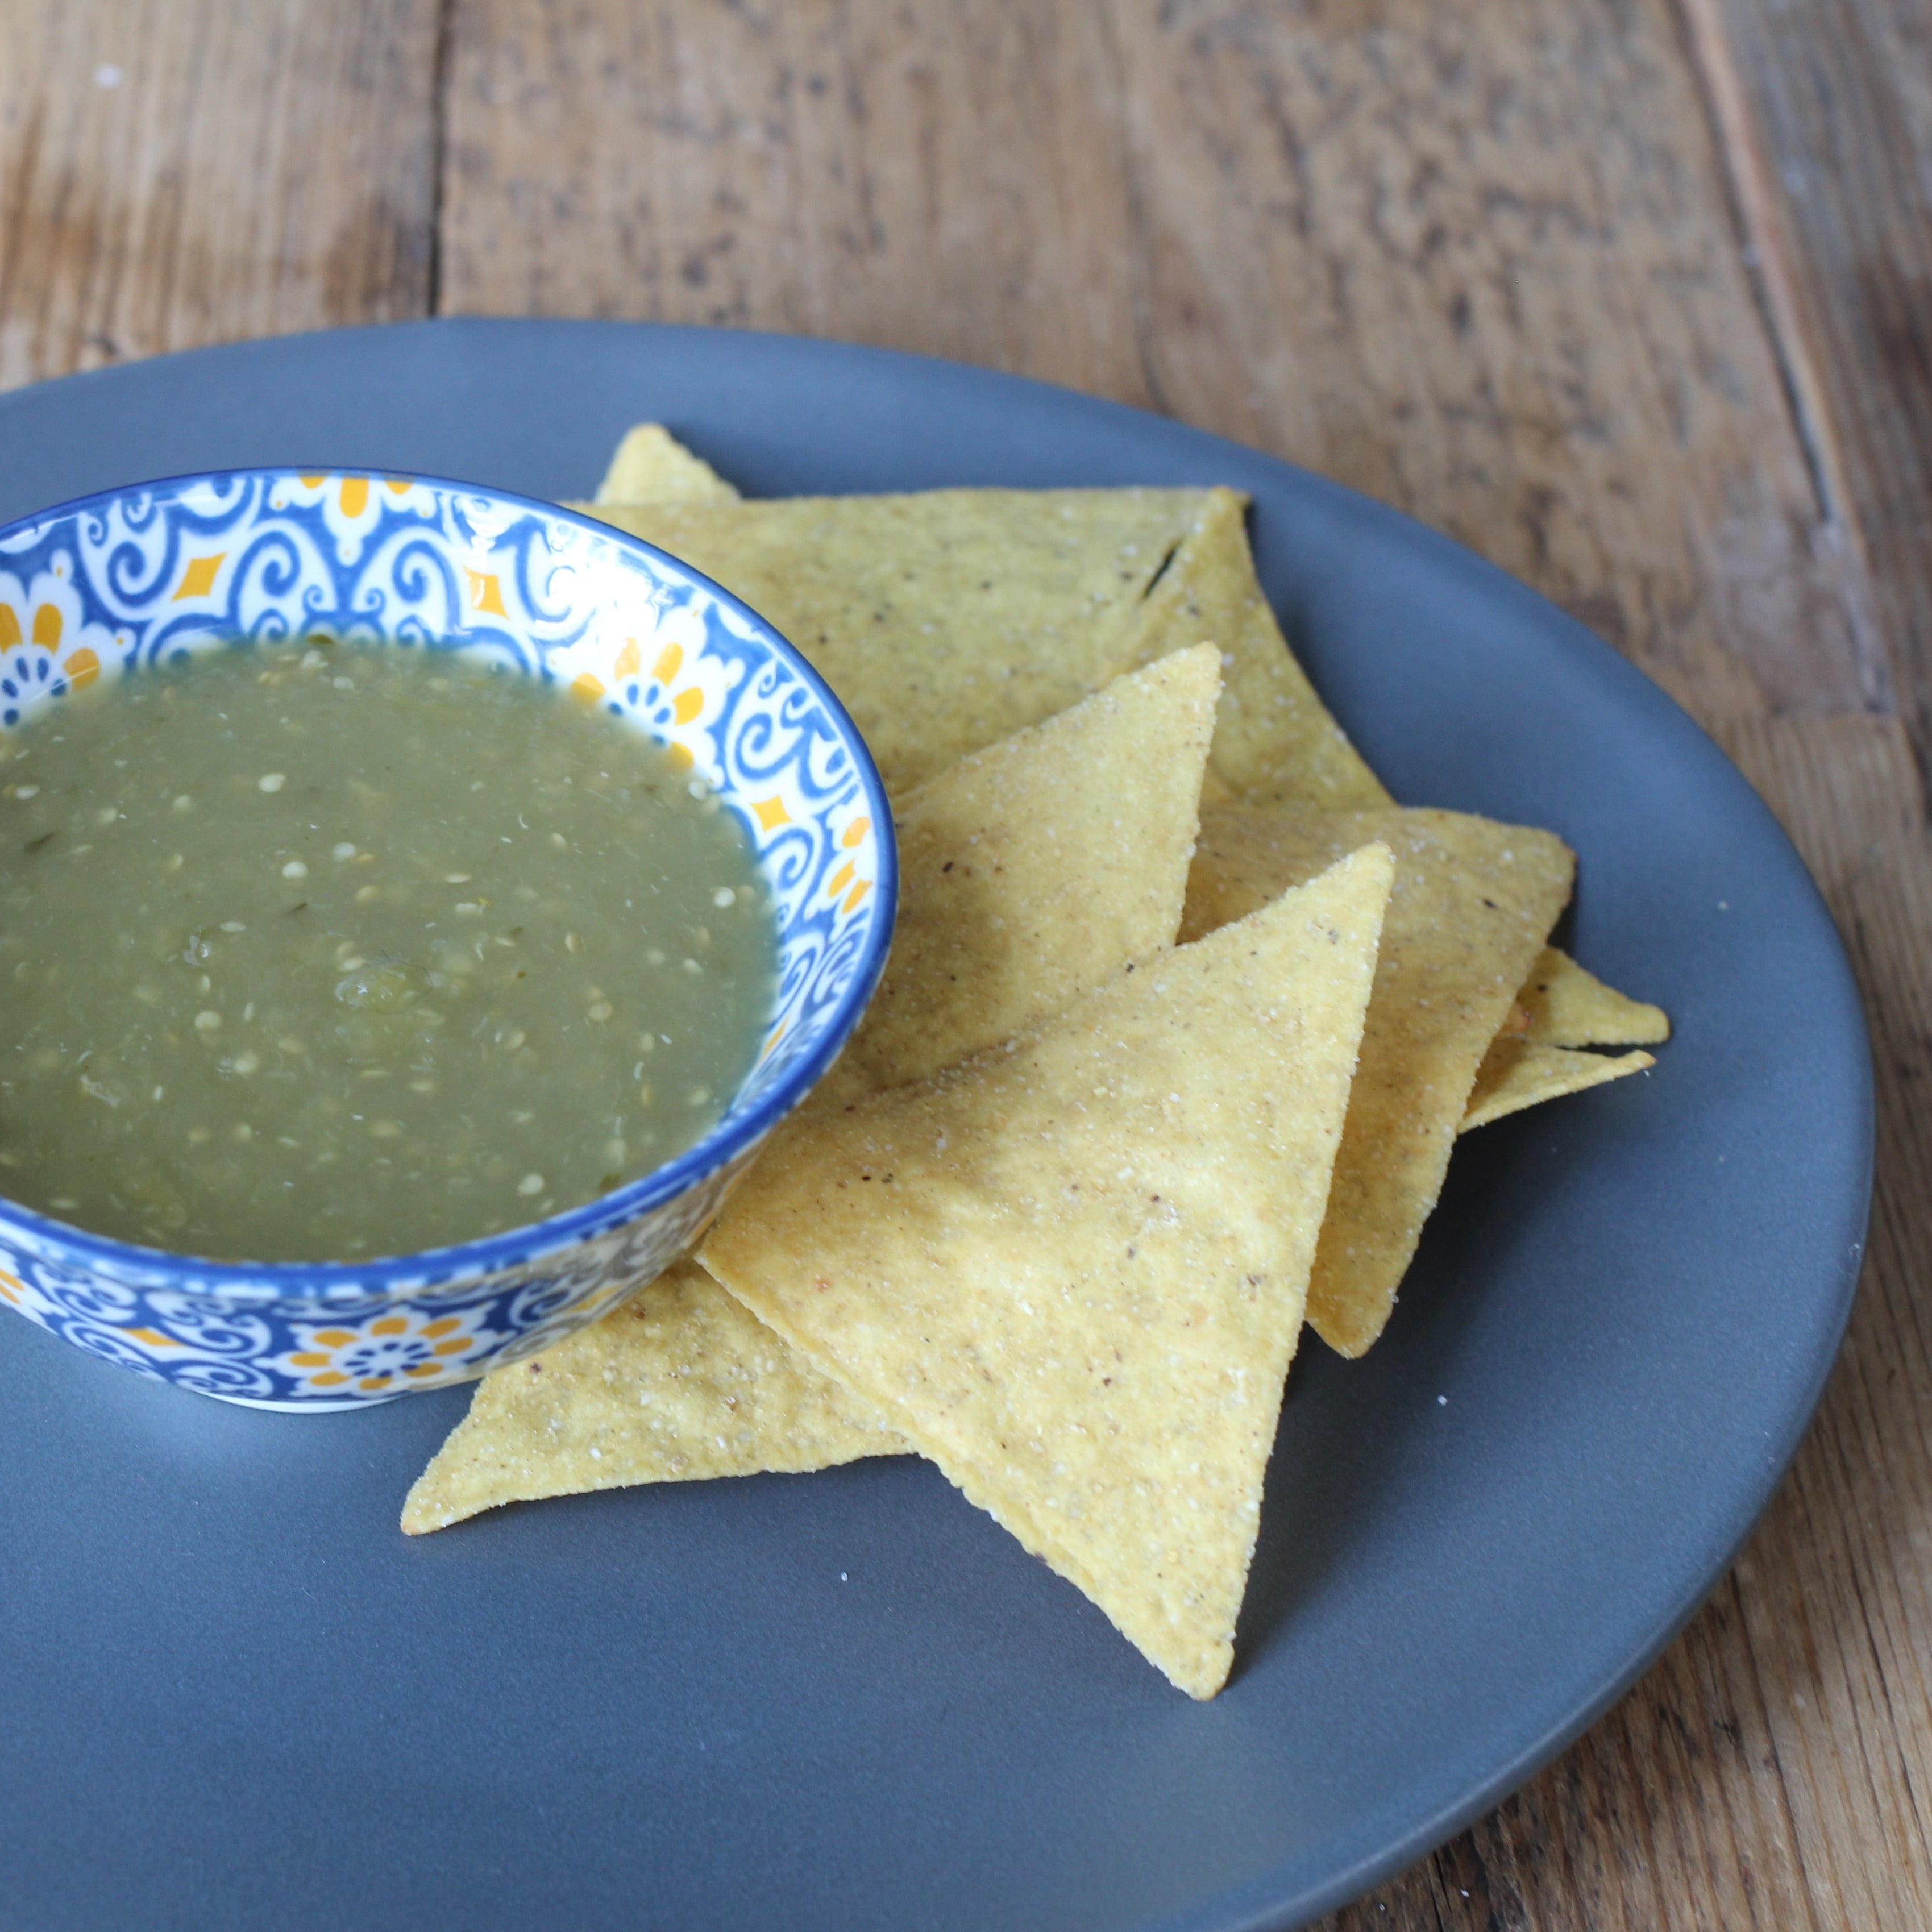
<box><xmin>0</xmin><ymin>463</ymin><xmax>899</xmax><ymax>1294</ymax></box>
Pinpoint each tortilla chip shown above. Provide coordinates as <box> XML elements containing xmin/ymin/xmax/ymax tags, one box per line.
<box><xmin>703</xmin><ymin>845</ymin><xmax>1394</xmax><ymax>1698</ymax></box>
<box><xmin>1511</xmin><ymin>946</ymin><xmax>1669</xmax><ymax>1047</ymax></box>
<box><xmin>1120</xmin><ymin>484</ymin><xmax>1389</xmax><ymax>812</ymax></box>
<box><xmin>594</xmin><ymin>423</ymin><xmax>741</xmax><ymax>505</ymax></box>
<box><xmin>845</xmin><ymin>642</ymin><xmax>1219</xmax><ymax>1093</ymax></box>
<box><xmin>1461</xmin><ymin>1038</ymin><xmax>1655</xmax><ymax>1131</ymax></box>
<box><xmin>582</xmin><ymin>487</ymin><xmax>1377</xmax><ymax>808</ymax></box>
<box><xmin>405</xmin><ymin>651</ymin><xmax>1219</xmax><ymax>1524</ymax></box>
<box><xmin>1182</xmin><ymin>804</ymin><xmax>1573</xmax><ymax>1357</ymax></box>
<box><xmin>400</xmin><ymin>1262</ymin><xmax>910</xmax><ymax>1534</ymax></box>
<box><xmin>582</xmin><ymin>490</ymin><xmax>1207</xmax><ymax>791</ymax></box>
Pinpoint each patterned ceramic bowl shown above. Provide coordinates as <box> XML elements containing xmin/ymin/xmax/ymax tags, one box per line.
<box><xmin>0</xmin><ymin>469</ymin><xmax>896</xmax><ymax>1409</ymax></box>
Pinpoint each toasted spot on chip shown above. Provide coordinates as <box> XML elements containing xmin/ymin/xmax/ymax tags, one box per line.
<box><xmin>1460</xmin><ymin>1038</ymin><xmax>1656</xmax><ymax>1131</ymax></box>
<box><xmin>1119</xmin><ymin>485</ymin><xmax>1389</xmax><ymax>812</ymax></box>
<box><xmin>1513</xmin><ymin>946</ymin><xmax>1670</xmax><ymax>1048</ymax></box>
<box><xmin>400</xmin><ymin>1261</ymin><xmax>908</xmax><ymax>1533</ymax></box>
<box><xmin>1183</xmin><ymin>804</ymin><xmax>1573</xmax><ymax>1357</ymax></box>
<box><xmin>702</xmin><ymin>845</ymin><xmax>1394</xmax><ymax>1698</ymax></box>
<box><xmin>593</xmin><ymin>423</ymin><xmax>742</xmax><ymax>505</ymax></box>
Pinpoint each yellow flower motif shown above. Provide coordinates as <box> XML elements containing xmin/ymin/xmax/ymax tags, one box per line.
<box><xmin>0</xmin><ymin>561</ymin><xmax>120</xmax><ymax>724</ymax></box>
<box><xmin>272</xmin><ymin>471</ymin><xmax>428</xmax><ymax>565</ymax></box>
<box><xmin>282</xmin><ymin>1308</ymin><xmax>482</xmax><ymax>1394</ymax></box>
<box><xmin>575</xmin><ymin>638</ymin><xmax>709</xmax><ymax>772</ymax></box>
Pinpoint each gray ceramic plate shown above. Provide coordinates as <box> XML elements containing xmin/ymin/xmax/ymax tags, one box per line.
<box><xmin>0</xmin><ymin>322</ymin><xmax>1871</xmax><ymax>1932</ymax></box>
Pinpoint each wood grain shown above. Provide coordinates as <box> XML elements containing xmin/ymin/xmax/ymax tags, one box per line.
<box><xmin>1714</xmin><ymin>717</ymin><xmax>1932</xmax><ymax>1932</ymax></box>
<box><xmin>1689</xmin><ymin>0</ymin><xmax>1932</xmax><ymax>765</ymax></box>
<box><xmin>6</xmin><ymin>0</ymin><xmax>1932</xmax><ymax>1923</ymax></box>
<box><xmin>0</xmin><ymin>0</ymin><xmax>439</xmax><ymax>392</ymax></box>
<box><xmin>438</xmin><ymin>0</ymin><xmax>1148</xmax><ymax>401</ymax></box>
<box><xmin>1100</xmin><ymin>0</ymin><xmax>1894</xmax><ymax>730</ymax></box>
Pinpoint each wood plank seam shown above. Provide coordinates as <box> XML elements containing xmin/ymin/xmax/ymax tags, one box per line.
<box><xmin>429</xmin><ymin>0</ymin><xmax>458</xmax><ymax>316</ymax></box>
<box><xmin>1696</xmin><ymin>0</ymin><xmax>1932</xmax><ymax>844</ymax></box>
<box><xmin>1672</xmin><ymin>0</ymin><xmax>1898</xmax><ymax>721</ymax></box>
<box><xmin>1673</xmin><ymin>0</ymin><xmax>1855</xmax><ymax>533</ymax></box>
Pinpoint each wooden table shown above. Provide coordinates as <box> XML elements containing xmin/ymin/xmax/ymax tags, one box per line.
<box><xmin>4</xmin><ymin>3</ymin><xmax>1926</xmax><ymax>1923</ymax></box>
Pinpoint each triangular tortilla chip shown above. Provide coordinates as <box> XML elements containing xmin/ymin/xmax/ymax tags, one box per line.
<box><xmin>1510</xmin><ymin>946</ymin><xmax>1669</xmax><ymax>1048</ymax></box>
<box><xmin>702</xmin><ymin>845</ymin><xmax>1394</xmax><ymax>1697</ymax></box>
<box><xmin>405</xmin><ymin>650</ymin><xmax>1219</xmax><ymax>1527</ymax></box>
<box><xmin>1118</xmin><ymin>484</ymin><xmax>1390</xmax><ymax>812</ymax></box>
<box><xmin>582</xmin><ymin>487</ymin><xmax>1379</xmax><ymax>807</ymax></box>
<box><xmin>1461</xmin><ymin>1038</ymin><xmax>1655</xmax><ymax>1131</ymax></box>
<box><xmin>400</xmin><ymin>1260</ymin><xmax>910</xmax><ymax>1532</ymax></box>
<box><xmin>844</xmin><ymin>642</ymin><xmax>1219</xmax><ymax>1094</ymax></box>
<box><xmin>595</xmin><ymin>423</ymin><xmax>742</xmax><ymax>505</ymax></box>
<box><xmin>1182</xmin><ymin>804</ymin><xmax>1573</xmax><ymax>1356</ymax></box>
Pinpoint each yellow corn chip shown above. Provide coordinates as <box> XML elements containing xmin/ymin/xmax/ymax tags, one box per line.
<box><xmin>703</xmin><ymin>845</ymin><xmax>1394</xmax><ymax>1698</ymax></box>
<box><xmin>400</xmin><ymin>1262</ymin><xmax>910</xmax><ymax>1533</ymax></box>
<box><xmin>1182</xmin><ymin>804</ymin><xmax>1573</xmax><ymax>1357</ymax></box>
<box><xmin>594</xmin><ymin>423</ymin><xmax>741</xmax><ymax>505</ymax></box>
<box><xmin>845</xmin><ymin>643</ymin><xmax>1219</xmax><ymax>1093</ymax></box>
<box><xmin>1511</xmin><ymin>946</ymin><xmax>1669</xmax><ymax>1048</ymax></box>
<box><xmin>1461</xmin><ymin>1038</ymin><xmax>1655</xmax><ymax>1131</ymax></box>
<box><xmin>405</xmin><ymin>651</ymin><xmax>1220</xmax><ymax>1526</ymax></box>
<box><xmin>1119</xmin><ymin>484</ymin><xmax>1389</xmax><ymax>811</ymax></box>
<box><xmin>582</xmin><ymin>488</ymin><xmax>1378</xmax><ymax>807</ymax></box>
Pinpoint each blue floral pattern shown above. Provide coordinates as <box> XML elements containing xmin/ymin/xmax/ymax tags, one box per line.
<box><xmin>0</xmin><ymin>471</ymin><xmax>895</xmax><ymax>1409</ymax></box>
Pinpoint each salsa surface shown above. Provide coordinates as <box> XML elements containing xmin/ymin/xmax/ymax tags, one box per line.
<box><xmin>0</xmin><ymin>641</ymin><xmax>776</xmax><ymax>1262</ymax></box>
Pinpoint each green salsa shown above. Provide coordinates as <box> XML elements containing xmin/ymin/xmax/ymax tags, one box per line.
<box><xmin>0</xmin><ymin>641</ymin><xmax>778</xmax><ymax>1262</ymax></box>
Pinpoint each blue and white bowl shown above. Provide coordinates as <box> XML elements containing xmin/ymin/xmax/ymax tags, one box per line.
<box><xmin>0</xmin><ymin>468</ymin><xmax>896</xmax><ymax>1408</ymax></box>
